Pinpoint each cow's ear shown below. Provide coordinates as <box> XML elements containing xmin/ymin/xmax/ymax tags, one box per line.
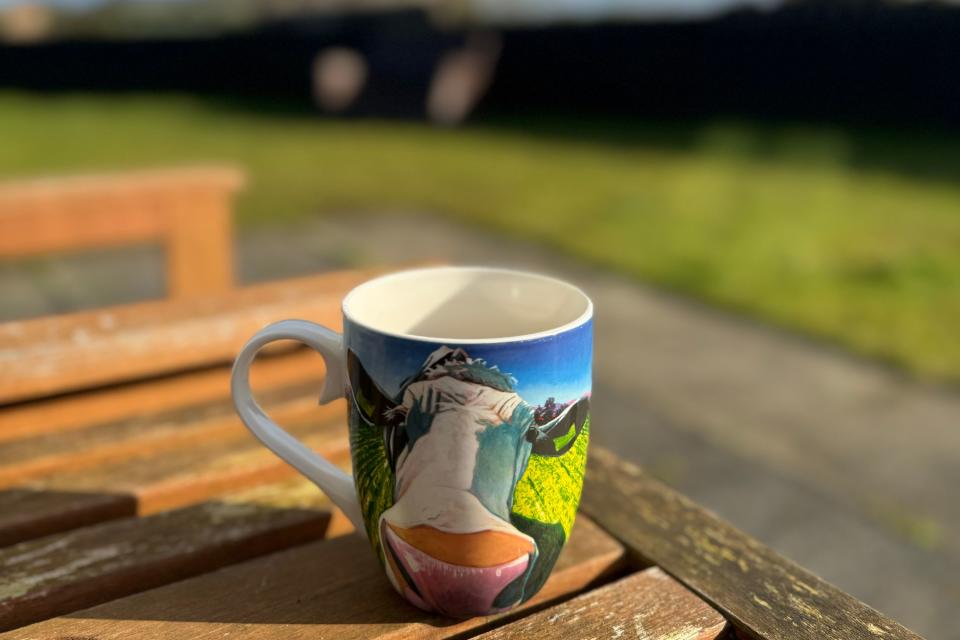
<box><xmin>530</xmin><ymin>396</ymin><xmax>590</xmax><ymax>457</ymax></box>
<box><xmin>347</xmin><ymin>349</ymin><xmax>398</xmax><ymax>427</ymax></box>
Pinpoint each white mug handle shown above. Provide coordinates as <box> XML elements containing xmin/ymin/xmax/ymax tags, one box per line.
<box><xmin>230</xmin><ymin>319</ymin><xmax>365</xmax><ymax>536</ymax></box>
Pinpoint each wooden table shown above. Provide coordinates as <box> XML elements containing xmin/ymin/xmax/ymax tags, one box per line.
<box><xmin>0</xmin><ymin>270</ymin><xmax>924</xmax><ymax>639</ymax></box>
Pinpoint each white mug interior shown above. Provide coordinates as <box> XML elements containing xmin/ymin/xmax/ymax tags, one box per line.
<box><xmin>342</xmin><ymin>266</ymin><xmax>592</xmax><ymax>342</ymax></box>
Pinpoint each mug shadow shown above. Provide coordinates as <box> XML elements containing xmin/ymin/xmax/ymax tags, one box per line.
<box><xmin>60</xmin><ymin>516</ymin><xmax>467</xmax><ymax>629</ymax></box>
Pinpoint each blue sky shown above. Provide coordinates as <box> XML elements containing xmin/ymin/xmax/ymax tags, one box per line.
<box><xmin>347</xmin><ymin>320</ymin><xmax>592</xmax><ymax>407</ymax></box>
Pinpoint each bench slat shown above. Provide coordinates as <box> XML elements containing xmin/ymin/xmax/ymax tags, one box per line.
<box><xmin>0</xmin><ymin>347</ymin><xmax>323</xmax><ymax>444</ymax></box>
<box><xmin>0</xmin><ymin>270</ymin><xmax>368</xmax><ymax>349</ymax></box>
<box><xmin>0</xmin><ymin>167</ymin><xmax>244</xmax><ymax>259</ymax></box>
<box><xmin>0</xmin><ymin>269</ymin><xmax>378</xmax><ymax>404</ymax></box>
<box><xmin>0</xmin><ymin>389</ymin><xmax>324</xmax><ymax>488</ymax></box>
<box><xmin>0</xmin><ymin>404</ymin><xmax>347</xmax><ymax>548</ymax></box>
<box><xmin>0</xmin><ymin>499</ymin><xmax>331</xmax><ymax>631</ymax></box>
<box><xmin>0</xmin><ymin>489</ymin><xmax>135</xmax><ymax>548</ymax></box>
<box><xmin>35</xmin><ymin>406</ymin><xmax>347</xmax><ymax>515</ymax></box>
<box><xmin>4</xmin><ymin>515</ymin><xmax>623</xmax><ymax>639</ymax></box>
<box><xmin>222</xmin><ymin>476</ymin><xmax>356</xmax><ymax>538</ymax></box>
<box><xmin>475</xmin><ymin>567</ymin><xmax>728</xmax><ymax>640</ymax></box>
<box><xmin>0</xmin><ymin>166</ymin><xmax>247</xmax><ymax>305</ymax></box>
<box><xmin>581</xmin><ymin>447</ymin><xmax>925</xmax><ymax>640</ymax></box>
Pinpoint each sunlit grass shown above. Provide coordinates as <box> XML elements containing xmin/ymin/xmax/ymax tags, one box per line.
<box><xmin>1</xmin><ymin>92</ymin><xmax>958</xmax><ymax>381</ymax></box>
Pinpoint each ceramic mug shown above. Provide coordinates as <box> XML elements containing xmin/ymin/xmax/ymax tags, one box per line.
<box><xmin>231</xmin><ymin>266</ymin><xmax>592</xmax><ymax>618</ymax></box>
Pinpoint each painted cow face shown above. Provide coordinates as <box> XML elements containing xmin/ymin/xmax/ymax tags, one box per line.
<box><xmin>348</xmin><ymin>346</ymin><xmax>589</xmax><ymax>618</ymax></box>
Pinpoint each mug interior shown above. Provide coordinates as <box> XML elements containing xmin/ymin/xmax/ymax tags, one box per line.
<box><xmin>342</xmin><ymin>267</ymin><xmax>592</xmax><ymax>342</ymax></box>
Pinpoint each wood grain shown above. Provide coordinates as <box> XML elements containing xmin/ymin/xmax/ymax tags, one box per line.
<box><xmin>0</xmin><ymin>269</ymin><xmax>379</xmax><ymax>403</ymax></box>
<box><xmin>0</xmin><ymin>358</ymin><xmax>338</xmax><ymax>545</ymax></box>
<box><xmin>0</xmin><ymin>269</ymin><xmax>370</xmax><ymax>349</ymax></box>
<box><xmin>0</xmin><ymin>167</ymin><xmax>243</xmax><ymax>305</ymax></box>
<box><xmin>475</xmin><ymin>567</ymin><xmax>728</xmax><ymax>640</ymax></box>
<box><xmin>0</xmin><ymin>500</ymin><xmax>331</xmax><ymax>631</ymax></box>
<box><xmin>581</xmin><ymin>446</ymin><xmax>926</xmax><ymax>640</ymax></box>
<box><xmin>165</xmin><ymin>187</ymin><xmax>234</xmax><ymax>297</ymax></box>
<box><xmin>0</xmin><ymin>388</ymin><xmax>327</xmax><ymax>488</ymax></box>
<box><xmin>0</xmin><ymin>347</ymin><xmax>324</xmax><ymax>443</ymax></box>
<box><xmin>0</xmin><ymin>166</ymin><xmax>243</xmax><ymax>259</ymax></box>
<box><xmin>0</xmin><ymin>489</ymin><xmax>135</xmax><ymax>548</ymax></box>
<box><xmin>222</xmin><ymin>477</ymin><xmax>357</xmax><ymax>538</ymax></box>
<box><xmin>5</xmin><ymin>516</ymin><xmax>625</xmax><ymax>639</ymax></box>
<box><xmin>0</xmin><ymin>400</ymin><xmax>348</xmax><ymax>548</ymax></box>
<box><xmin>0</xmin><ymin>467</ymin><xmax>346</xmax><ymax>549</ymax></box>
<box><xmin>30</xmin><ymin>401</ymin><xmax>349</xmax><ymax>515</ymax></box>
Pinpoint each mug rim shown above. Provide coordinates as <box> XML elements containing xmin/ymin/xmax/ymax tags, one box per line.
<box><xmin>342</xmin><ymin>266</ymin><xmax>593</xmax><ymax>345</ymax></box>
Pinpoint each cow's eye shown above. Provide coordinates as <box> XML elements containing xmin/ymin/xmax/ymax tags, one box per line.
<box><xmin>524</xmin><ymin>428</ymin><xmax>539</xmax><ymax>443</ymax></box>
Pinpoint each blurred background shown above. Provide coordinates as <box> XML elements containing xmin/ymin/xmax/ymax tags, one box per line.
<box><xmin>1</xmin><ymin>0</ymin><xmax>958</xmax><ymax>636</ymax></box>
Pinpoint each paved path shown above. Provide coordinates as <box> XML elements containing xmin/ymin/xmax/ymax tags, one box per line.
<box><xmin>2</xmin><ymin>213</ymin><xmax>957</xmax><ymax>638</ymax></box>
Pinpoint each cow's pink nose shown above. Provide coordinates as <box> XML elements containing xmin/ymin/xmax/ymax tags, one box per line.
<box><xmin>383</xmin><ymin>522</ymin><xmax>534</xmax><ymax>617</ymax></box>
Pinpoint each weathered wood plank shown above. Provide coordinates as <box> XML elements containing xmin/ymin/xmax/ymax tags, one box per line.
<box><xmin>0</xmin><ymin>388</ymin><xmax>326</xmax><ymax>488</ymax></box>
<box><xmin>0</xmin><ymin>167</ymin><xmax>244</xmax><ymax>305</ymax></box>
<box><xmin>29</xmin><ymin>402</ymin><xmax>349</xmax><ymax>515</ymax></box>
<box><xmin>475</xmin><ymin>567</ymin><xmax>728</xmax><ymax>640</ymax></box>
<box><xmin>0</xmin><ymin>470</ymin><xmax>347</xmax><ymax>550</ymax></box>
<box><xmin>5</xmin><ymin>516</ymin><xmax>625</xmax><ymax>639</ymax></box>
<box><xmin>0</xmin><ymin>167</ymin><xmax>244</xmax><ymax>259</ymax></box>
<box><xmin>581</xmin><ymin>447</ymin><xmax>925</xmax><ymax>640</ymax></box>
<box><xmin>0</xmin><ymin>402</ymin><xmax>348</xmax><ymax>547</ymax></box>
<box><xmin>0</xmin><ymin>501</ymin><xmax>331</xmax><ymax>631</ymax></box>
<box><xmin>0</xmin><ymin>489</ymin><xmax>135</xmax><ymax>548</ymax></box>
<box><xmin>165</xmin><ymin>186</ymin><xmax>234</xmax><ymax>297</ymax></box>
<box><xmin>0</xmin><ymin>269</ymin><xmax>378</xmax><ymax>403</ymax></box>
<box><xmin>222</xmin><ymin>476</ymin><xmax>355</xmax><ymax>538</ymax></box>
<box><xmin>0</xmin><ymin>346</ymin><xmax>323</xmax><ymax>443</ymax></box>
<box><xmin>0</xmin><ymin>270</ymin><xmax>369</xmax><ymax>349</ymax></box>
<box><xmin>0</xmin><ymin>379</ymin><xmax>342</xmax><ymax>545</ymax></box>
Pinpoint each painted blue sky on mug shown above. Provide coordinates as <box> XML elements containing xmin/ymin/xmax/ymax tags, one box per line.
<box><xmin>346</xmin><ymin>319</ymin><xmax>591</xmax><ymax>407</ymax></box>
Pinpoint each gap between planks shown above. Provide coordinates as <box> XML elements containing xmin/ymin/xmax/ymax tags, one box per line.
<box><xmin>3</xmin><ymin>516</ymin><xmax>626</xmax><ymax>639</ymax></box>
<box><xmin>0</xmin><ymin>402</ymin><xmax>349</xmax><ymax>545</ymax></box>
<box><xmin>0</xmin><ymin>347</ymin><xmax>325</xmax><ymax>443</ymax></box>
<box><xmin>581</xmin><ymin>446</ymin><xmax>926</xmax><ymax>640</ymax></box>
<box><xmin>0</xmin><ymin>388</ymin><xmax>326</xmax><ymax>488</ymax></box>
<box><xmin>474</xmin><ymin>567</ymin><xmax>728</xmax><ymax>640</ymax></box>
<box><xmin>0</xmin><ymin>470</ymin><xmax>359</xmax><ymax>630</ymax></box>
<box><xmin>0</xmin><ymin>501</ymin><xmax>332</xmax><ymax>632</ymax></box>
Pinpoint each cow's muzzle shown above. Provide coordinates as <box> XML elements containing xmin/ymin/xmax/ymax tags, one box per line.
<box><xmin>382</xmin><ymin>521</ymin><xmax>535</xmax><ymax>617</ymax></box>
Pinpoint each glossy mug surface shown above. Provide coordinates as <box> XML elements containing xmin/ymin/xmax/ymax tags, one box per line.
<box><xmin>231</xmin><ymin>267</ymin><xmax>592</xmax><ymax>618</ymax></box>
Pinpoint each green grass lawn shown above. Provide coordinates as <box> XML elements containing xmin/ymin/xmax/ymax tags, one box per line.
<box><xmin>2</xmin><ymin>92</ymin><xmax>959</xmax><ymax>381</ymax></box>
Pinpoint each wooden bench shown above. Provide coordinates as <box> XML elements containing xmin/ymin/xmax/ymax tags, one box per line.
<box><xmin>0</xmin><ymin>268</ymin><xmax>924</xmax><ymax>639</ymax></box>
<box><xmin>0</xmin><ymin>166</ymin><xmax>244</xmax><ymax>301</ymax></box>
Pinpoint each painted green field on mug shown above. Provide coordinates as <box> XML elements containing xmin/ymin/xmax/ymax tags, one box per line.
<box><xmin>512</xmin><ymin>419</ymin><xmax>590</xmax><ymax>541</ymax></box>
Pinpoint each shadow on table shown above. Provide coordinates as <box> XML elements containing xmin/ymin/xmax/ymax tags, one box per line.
<box><xmin>64</xmin><ymin>531</ymin><xmax>500</xmax><ymax>630</ymax></box>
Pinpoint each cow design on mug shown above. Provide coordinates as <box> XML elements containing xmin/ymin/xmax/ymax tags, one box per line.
<box><xmin>348</xmin><ymin>346</ymin><xmax>590</xmax><ymax>618</ymax></box>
